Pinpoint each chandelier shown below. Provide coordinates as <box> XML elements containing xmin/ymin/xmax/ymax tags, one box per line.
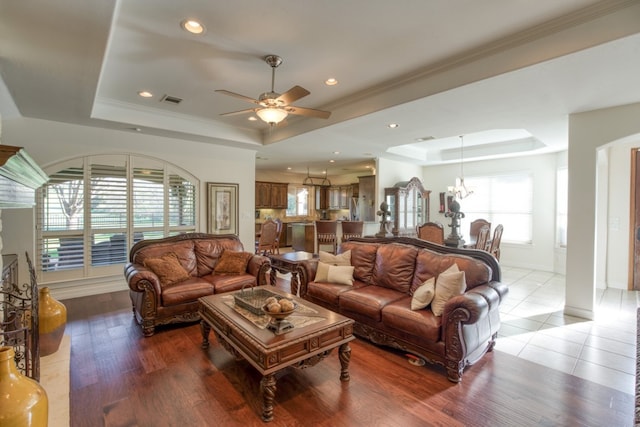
<box><xmin>448</xmin><ymin>135</ymin><xmax>473</xmax><ymax>200</ymax></box>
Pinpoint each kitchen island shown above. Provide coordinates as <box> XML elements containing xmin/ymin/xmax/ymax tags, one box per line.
<box><xmin>291</xmin><ymin>222</ymin><xmax>315</xmax><ymax>252</ymax></box>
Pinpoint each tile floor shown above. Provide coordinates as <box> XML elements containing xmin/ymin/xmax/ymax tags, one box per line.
<box><xmin>496</xmin><ymin>266</ymin><xmax>637</xmax><ymax>395</ymax></box>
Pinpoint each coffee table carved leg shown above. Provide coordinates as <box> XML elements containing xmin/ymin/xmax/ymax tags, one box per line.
<box><xmin>338</xmin><ymin>342</ymin><xmax>351</xmax><ymax>381</ymax></box>
<box><xmin>200</xmin><ymin>321</ymin><xmax>210</xmax><ymax>349</ymax></box>
<box><xmin>260</xmin><ymin>373</ymin><xmax>277</xmax><ymax>422</ymax></box>
<box><xmin>290</xmin><ymin>271</ymin><xmax>300</xmax><ymax>296</ymax></box>
<box><xmin>269</xmin><ymin>267</ymin><xmax>277</xmax><ymax>287</ymax></box>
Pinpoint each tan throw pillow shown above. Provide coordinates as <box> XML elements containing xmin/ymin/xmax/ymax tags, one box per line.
<box><xmin>314</xmin><ymin>261</ymin><xmax>331</xmax><ymax>282</ymax></box>
<box><xmin>411</xmin><ymin>277</ymin><xmax>435</xmax><ymax>310</ymax></box>
<box><xmin>213</xmin><ymin>250</ymin><xmax>253</xmax><ymax>275</ymax></box>
<box><xmin>144</xmin><ymin>253</ymin><xmax>190</xmax><ymax>287</ymax></box>
<box><xmin>431</xmin><ymin>263</ymin><xmax>466</xmax><ymax>316</ymax></box>
<box><xmin>326</xmin><ymin>265</ymin><xmax>355</xmax><ymax>286</ymax></box>
<box><xmin>314</xmin><ymin>262</ymin><xmax>354</xmax><ymax>285</ymax></box>
<box><xmin>319</xmin><ymin>250</ymin><xmax>352</xmax><ymax>266</ymax></box>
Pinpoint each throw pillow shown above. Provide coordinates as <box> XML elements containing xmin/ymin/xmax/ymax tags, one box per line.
<box><xmin>411</xmin><ymin>277</ymin><xmax>435</xmax><ymax>310</ymax></box>
<box><xmin>314</xmin><ymin>261</ymin><xmax>331</xmax><ymax>282</ymax></box>
<box><xmin>144</xmin><ymin>253</ymin><xmax>190</xmax><ymax>287</ymax></box>
<box><xmin>319</xmin><ymin>250</ymin><xmax>352</xmax><ymax>266</ymax></box>
<box><xmin>326</xmin><ymin>265</ymin><xmax>355</xmax><ymax>286</ymax></box>
<box><xmin>431</xmin><ymin>263</ymin><xmax>466</xmax><ymax>316</ymax></box>
<box><xmin>314</xmin><ymin>262</ymin><xmax>355</xmax><ymax>285</ymax></box>
<box><xmin>213</xmin><ymin>250</ymin><xmax>253</xmax><ymax>275</ymax></box>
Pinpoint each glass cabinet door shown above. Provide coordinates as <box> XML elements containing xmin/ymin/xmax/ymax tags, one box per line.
<box><xmin>384</xmin><ymin>177</ymin><xmax>430</xmax><ymax>237</ymax></box>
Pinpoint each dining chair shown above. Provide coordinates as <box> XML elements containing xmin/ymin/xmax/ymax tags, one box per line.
<box><xmin>416</xmin><ymin>221</ymin><xmax>445</xmax><ymax>245</ymax></box>
<box><xmin>255</xmin><ymin>219</ymin><xmax>279</xmax><ymax>255</ymax></box>
<box><xmin>474</xmin><ymin>225</ymin><xmax>491</xmax><ymax>253</ymax></box>
<box><xmin>341</xmin><ymin>221</ymin><xmax>364</xmax><ymax>243</ymax></box>
<box><xmin>315</xmin><ymin>220</ymin><xmax>338</xmax><ymax>254</ymax></box>
<box><xmin>487</xmin><ymin>224</ymin><xmax>504</xmax><ymax>260</ymax></box>
<box><xmin>273</xmin><ymin>219</ymin><xmax>283</xmax><ymax>254</ymax></box>
<box><xmin>469</xmin><ymin>219</ymin><xmax>491</xmax><ymax>248</ymax></box>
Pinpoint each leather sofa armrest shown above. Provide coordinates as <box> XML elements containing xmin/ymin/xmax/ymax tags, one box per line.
<box><xmin>485</xmin><ymin>281</ymin><xmax>509</xmax><ymax>303</ymax></box>
<box><xmin>124</xmin><ymin>263</ymin><xmax>162</xmax><ymax>295</ymax></box>
<box><xmin>247</xmin><ymin>254</ymin><xmax>271</xmax><ymax>286</ymax></box>
<box><xmin>442</xmin><ymin>291</ymin><xmax>489</xmax><ymax>330</ymax></box>
<box><xmin>298</xmin><ymin>260</ymin><xmax>319</xmax><ymax>297</ymax></box>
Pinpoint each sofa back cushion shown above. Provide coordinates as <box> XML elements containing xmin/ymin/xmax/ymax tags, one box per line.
<box><xmin>372</xmin><ymin>243</ymin><xmax>418</xmax><ymax>293</ymax></box>
<box><xmin>411</xmin><ymin>249</ymin><xmax>491</xmax><ymax>294</ymax></box>
<box><xmin>339</xmin><ymin>241</ymin><xmax>379</xmax><ymax>283</ymax></box>
<box><xmin>133</xmin><ymin>240</ymin><xmax>197</xmax><ymax>275</ymax></box>
<box><xmin>194</xmin><ymin>238</ymin><xmax>245</xmax><ymax>276</ymax></box>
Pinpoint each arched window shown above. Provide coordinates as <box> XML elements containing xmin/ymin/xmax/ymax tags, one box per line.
<box><xmin>36</xmin><ymin>154</ymin><xmax>198</xmax><ymax>278</ymax></box>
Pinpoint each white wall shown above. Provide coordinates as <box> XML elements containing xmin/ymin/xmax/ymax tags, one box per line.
<box><xmin>566</xmin><ymin>102</ymin><xmax>640</xmax><ymax>319</ymax></box>
<box><xmin>1</xmin><ymin>117</ymin><xmax>258</xmax><ymax>298</ymax></box>
<box><xmin>423</xmin><ymin>151</ymin><xmax>565</xmax><ymax>272</ymax></box>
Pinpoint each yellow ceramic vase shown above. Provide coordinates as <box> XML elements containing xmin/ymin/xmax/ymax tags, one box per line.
<box><xmin>38</xmin><ymin>287</ymin><xmax>67</xmax><ymax>356</ymax></box>
<box><xmin>0</xmin><ymin>346</ymin><xmax>49</xmax><ymax>426</ymax></box>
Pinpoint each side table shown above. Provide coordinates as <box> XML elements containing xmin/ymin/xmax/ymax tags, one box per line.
<box><xmin>268</xmin><ymin>251</ymin><xmax>317</xmax><ymax>296</ymax></box>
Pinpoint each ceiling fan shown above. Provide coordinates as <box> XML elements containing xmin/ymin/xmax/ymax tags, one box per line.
<box><xmin>215</xmin><ymin>55</ymin><xmax>331</xmax><ymax>125</ymax></box>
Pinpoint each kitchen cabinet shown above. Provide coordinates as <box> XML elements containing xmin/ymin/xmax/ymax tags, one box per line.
<box><xmin>270</xmin><ymin>183</ymin><xmax>288</xmax><ymax>208</ymax></box>
<box><xmin>358</xmin><ymin>175</ymin><xmax>375</xmax><ymax>222</ymax></box>
<box><xmin>255</xmin><ymin>181</ymin><xmax>288</xmax><ymax>209</ymax></box>
<box><xmin>315</xmin><ymin>186</ymin><xmax>329</xmax><ymax>210</ymax></box>
<box><xmin>384</xmin><ymin>177</ymin><xmax>430</xmax><ymax>237</ymax></box>
<box><xmin>328</xmin><ymin>185</ymin><xmax>351</xmax><ymax>209</ymax></box>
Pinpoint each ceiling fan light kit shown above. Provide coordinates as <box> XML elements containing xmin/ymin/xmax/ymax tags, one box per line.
<box><xmin>216</xmin><ymin>55</ymin><xmax>331</xmax><ymax>126</ymax></box>
<box><xmin>256</xmin><ymin>107</ymin><xmax>287</xmax><ymax>125</ymax></box>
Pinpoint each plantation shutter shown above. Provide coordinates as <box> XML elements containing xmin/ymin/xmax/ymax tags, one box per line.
<box><xmin>90</xmin><ymin>160</ymin><xmax>127</xmax><ymax>265</ymax></box>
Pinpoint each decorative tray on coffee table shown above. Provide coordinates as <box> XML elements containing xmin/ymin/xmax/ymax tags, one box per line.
<box><xmin>233</xmin><ymin>286</ymin><xmax>297</xmax><ymax>333</ymax></box>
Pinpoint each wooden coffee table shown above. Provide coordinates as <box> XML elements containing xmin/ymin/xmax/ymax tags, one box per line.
<box><xmin>198</xmin><ymin>288</ymin><xmax>354</xmax><ymax>422</ymax></box>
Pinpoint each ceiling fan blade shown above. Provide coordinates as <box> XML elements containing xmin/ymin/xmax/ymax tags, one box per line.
<box><xmin>219</xmin><ymin>108</ymin><xmax>257</xmax><ymax>116</ymax></box>
<box><xmin>276</xmin><ymin>86</ymin><xmax>310</xmax><ymax>105</ymax></box>
<box><xmin>215</xmin><ymin>89</ymin><xmax>260</xmax><ymax>105</ymax></box>
<box><xmin>285</xmin><ymin>105</ymin><xmax>331</xmax><ymax>119</ymax></box>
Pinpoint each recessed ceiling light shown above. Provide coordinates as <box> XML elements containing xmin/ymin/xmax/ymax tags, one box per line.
<box><xmin>138</xmin><ymin>90</ymin><xmax>153</xmax><ymax>98</ymax></box>
<box><xmin>181</xmin><ymin>19</ymin><xmax>205</xmax><ymax>35</ymax></box>
<box><xmin>333</xmin><ymin>151</ymin><xmax>340</xmax><ymax>155</ymax></box>
<box><xmin>248</xmin><ymin>116</ymin><xmax>257</xmax><ymax>121</ymax></box>
<box><xmin>388</xmin><ymin>123</ymin><xmax>399</xmax><ymax>129</ymax></box>
<box><xmin>415</xmin><ymin>136</ymin><xmax>435</xmax><ymax>142</ymax></box>
<box><xmin>325</xmin><ymin>78</ymin><xmax>338</xmax><ymax>86</ymax></box>
<box><xmin>287</xmin><ymin>167</ymin><xmax>292</xmax><ymax>170</ymax></box>
<box><xmin>329</xmin><ymin>159</ymin><xmax>335</xmax><ymax>163</ymax></box>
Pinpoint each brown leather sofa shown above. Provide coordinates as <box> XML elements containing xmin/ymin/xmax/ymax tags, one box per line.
<box><xmin>298</xmin><ymin>237</ymin><xmax>508</xmax><ymax>382</ymax></box>
<box><xmin>124</xmin><ymin>233</ymin><xmax>271</xmax><ymax>336</ymax></box>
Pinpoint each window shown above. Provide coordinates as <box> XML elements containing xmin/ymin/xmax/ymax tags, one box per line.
<box><xmin>460</xmin><ymin>173</ymin><xmax>533</xmax><ymax>244</ymax></box>
<box><xmin>286</xmin><ymin>186</ymin><xmax>309</xmax><ymax>216</ymax></box>
<box><xmin>37</xmin><ymin>154</ymin><xmax>197</xmax><ymax>277</ymax></box>
<box><xmin>556</xmin><ymin>167</ymin><xmax>568</xmax><ymax>247</ymax></box>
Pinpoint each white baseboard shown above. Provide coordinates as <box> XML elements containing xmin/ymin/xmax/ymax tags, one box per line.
<box><xmin>563</xmin><ymin>305</ymin><xmax>594</xmax><ymax>320</ymax></box>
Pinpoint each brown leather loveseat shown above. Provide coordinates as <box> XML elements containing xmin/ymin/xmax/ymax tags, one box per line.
<box><xmin>299</xmin><ymin>237</ymin><xmax>508</xmax><ymax>382</ymax></box>
<box><xmin>124</xmin><ymin>233</ymin><xmax>271</xmax><ymax>336</ymax></box>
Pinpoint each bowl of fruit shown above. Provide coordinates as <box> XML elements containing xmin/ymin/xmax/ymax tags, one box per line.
<box><xmin>262</xmin><ymin>296</ymin><xmax>298</xmax><ymax>333</ymax></box>
<box><xmin>262</xmin><ymin>296</ymin><xmax>297</xmax><ymax>319</ymax></box>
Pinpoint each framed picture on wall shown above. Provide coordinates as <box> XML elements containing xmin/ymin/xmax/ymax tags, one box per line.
<box><xmin>207</xmin><ymin>182</ymin><xmax>238</xmax><ymax>235</ymax></box>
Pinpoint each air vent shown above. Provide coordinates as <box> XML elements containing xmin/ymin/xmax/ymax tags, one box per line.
<box><xmin>160</xmin><ymin>95</ymin><xmax>183</xmax><ymax>105</ymax></box>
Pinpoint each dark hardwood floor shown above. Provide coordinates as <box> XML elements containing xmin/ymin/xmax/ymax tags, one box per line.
<box><xmin>65</xmin><ymin>278</ymin><xmax>634</xmax><ymax>427</ymax></box>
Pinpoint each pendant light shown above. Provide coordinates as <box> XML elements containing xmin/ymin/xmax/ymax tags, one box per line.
<box><xmin>448</xmin><ymin>135</ymin><xmax>473</xmax><ymax>200</ymax></box>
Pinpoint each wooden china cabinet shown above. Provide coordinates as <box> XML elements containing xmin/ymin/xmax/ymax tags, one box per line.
<box><xmin>384</xmin><ymin>177</ymin><xmax>431</xmax><ymax>237</ymax></box>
